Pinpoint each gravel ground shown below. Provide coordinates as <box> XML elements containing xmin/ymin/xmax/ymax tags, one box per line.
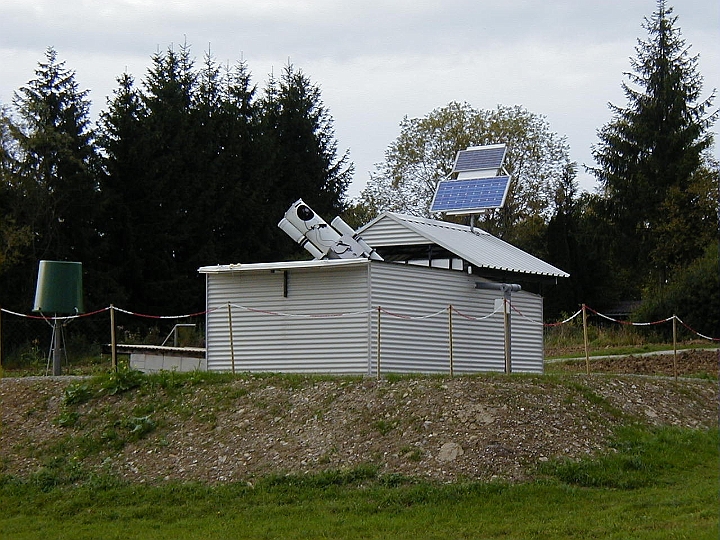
<box><xmin>1</xmin><ymin>350</ymin><xmax>717</xmax><ymax>485</ymax></box>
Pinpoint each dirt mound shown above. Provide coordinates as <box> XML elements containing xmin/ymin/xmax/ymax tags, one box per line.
<box><xmin>1</xmin><ymin>355</ymin><xmax>716</xmax><ymax>485</ymax></box>
<box><xmin>551</xmin><ymin>349</ymin><xmax>718</xmax><ymax>377</ymax></box>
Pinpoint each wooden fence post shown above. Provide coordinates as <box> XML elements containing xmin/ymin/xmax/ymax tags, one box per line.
<box><xmin>582</xmin><ymin>304</ymin><xmax>590</xmax><ymax>375</ymax></box>
<box><xmin>672</xmin><ymin>315</ymin><xmax>678</xmax><ymax>381</ymax></box>
<box><xmin>448</xmin><ymin>305</ymin><xmax>454</xmax><ymax>377</ymax></box>
<box><xmin>110</xmin><ymin>305</ymin><xmax>117</xmax><ymax>372</ymax></box>
<box><xmin>376</xmin><ymin>306</ymin><xmax>381</xmax><ymax>380</ymax></box>
<box><xmin>227</xmin><ymin>303</ymin><xmax>236</xmax><ymax>375</ymax></box>
<box><xmin>503</xmin><ymin>296</ymin><xmax>511</xmax><ymax>374</ymax></box>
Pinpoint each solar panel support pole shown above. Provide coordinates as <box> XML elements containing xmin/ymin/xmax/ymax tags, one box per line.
<box><xmin>476</xmin><ymin>282</ymin><xmax>521</xmax><ymax>373</ymax></box>
<box><xmin>503</xmin><ymin>294</ymin><xmax>511</xmax><ymax>374</ymax></box>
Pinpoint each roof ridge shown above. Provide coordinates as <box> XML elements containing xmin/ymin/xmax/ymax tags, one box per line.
<box><xmin>393</xmin><ymin>212</ymin><xmax>490</xmax><ymax>236</ymax></box>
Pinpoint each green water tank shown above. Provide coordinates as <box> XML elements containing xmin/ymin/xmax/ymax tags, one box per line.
<box><xmin>32</xmin><ymin>260</ymin><xmax>84</xmax><ymax>314</ymax></box>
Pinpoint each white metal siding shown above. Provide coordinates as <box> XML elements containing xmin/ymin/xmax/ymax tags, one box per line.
<box><xmin>359</xmin><ymin>216</ymin><xmax>430</xmax><ymax>246</ymax></box>
<box><xmin>368</xmin><ymin>263</ymin><xmax>543</xmax><ymax>374</ymax></box>
<box><xmin>505</xmin><ymin>292</ymin><xmax>544</xmax><ymax>373</ymax></box>
<box><xmin>206</xmin><ymin>264</ymin><xmax>370</xmax><ymax>373</ymax></box>
<box><xmin>203</xmin><ymin>260</ymin><xmax>544</xmax><ymax>375</ymax></box>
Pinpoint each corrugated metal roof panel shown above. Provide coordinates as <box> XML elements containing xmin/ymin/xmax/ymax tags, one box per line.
<box><xmin>359</xmin><ymin>213</ymin><xmax>568</xmax><ymax>278</ymax></box>
<box><xmin>356</xmin><ymin>215</ymin><xmax>428</xmax><ymax>246</ymax></box>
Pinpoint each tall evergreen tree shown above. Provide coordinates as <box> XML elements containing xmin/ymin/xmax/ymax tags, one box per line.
<box><xmin>257</xmin><ymin>64</ymin><xmax>352</xmax><ymax>261</ymax></box>
<box><xmin>96</xmin><ymin>72</ymin><xmax>147</xmax><ymax>306</ymax></box>
<box><xmin>191</xmin><ymin>51</ymin><xmax>260</xmax><ymax>267</ymax></box>
<box><xmin>138</xmin><ymin>43</ymin><xmax>201</xmax><ymax>312</ymax></box>
<box><xmin>98</xmin><ymin>44</ymin><xmax>202</xmax><ymax>313</ymax></box>
<box><xmin>212</xmin><ymin>59</ymin><xmax>262</xmax><ymax>264</ymax></box>
<box><xmin>11</xmin><ymin>47</ymin><xmax>99</xmax><ymax>263</ymax></box>
<box><xmin>590</xmin><ymin>1</ymin><xmax>717</xmax><ymax>293</ymax></box>
<box><xmin>0</xmin><ymin>48</ymin><xmax>100</xmax><ymax>309</ymax></box>
<box><xmin>187</xmin><ymin>50</ymin><xmax>224</xmax><ymax>268</ymax></box>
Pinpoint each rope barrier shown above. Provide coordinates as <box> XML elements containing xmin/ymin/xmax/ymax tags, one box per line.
<box><xmin>379</xmin><ymin>306</ymin><xmax>447</xmax><ymax>320</ymax></box>
<box><xmin>228</xmin><ymin>303</ymin><xmax>375</xmax><ymax>318</ymax></box>
<box><xmin>1</xmin><ymin>302</ymin><xmax>718</xmax><ymax>341</ymax></box>
<box><xmin>544</xmin><ymin>309</ymin><xmax>583</xmax><ymax>327</ymax></box>
<box><xmin>0</xmin><ymin>306</ymin><xmax>110</xmax><ymax>321</ymax></box>
<box><xmin>507</xmin><ymin>302</ymin><xmax>718</xmax><ymax>342</ymax></box>
<box><xmin>451</xmin><ymin>305</ymin><xmax>500</xmax><ymax>321</ymax></box>
<box><xmin>505</xmin><ymin>304</ymin><xmax>582</xmax><ymax>327</ymax></box>
<box><xmin>675</xmin><ymin>315</ymin><xmax>720</xmax><ymax>342</ymax></box>
<box><xmin>584</xmin><ymin>305</ymin><xmax>673</xmax><ymax>326</ymax></box>
<box><xmin>111</xmin><ymin>306</ymin><xmax>211</xmax><ymax>319</ymax></box>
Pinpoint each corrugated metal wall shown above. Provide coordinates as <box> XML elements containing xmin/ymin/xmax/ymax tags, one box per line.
<box><xmin>504</xmin><ymin>292</ymin><xmax>544</xmax><ymax>373</ymax></box>
<box><xmin>204</xmin><ymin>260</ymin><xmax>544</xmax><ymax>375</ymax></box>
<box><xmin>205</xmin><ymin>263</ymin><xmax>372</xmax><ymax>373</ymax></box>
<box><xmin>368</xmin><ymin>263</ymin><xmax>543</xmax><ymax>374</ymax></box>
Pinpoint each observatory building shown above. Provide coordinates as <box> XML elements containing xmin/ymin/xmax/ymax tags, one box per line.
<box><xmin>198</xmin><ymin>145</ymin><xmax>568</xmax><ymax>375</ymax></box>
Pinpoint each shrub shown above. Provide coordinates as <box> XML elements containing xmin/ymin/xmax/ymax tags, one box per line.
<box><xmin>636</xmin><ymin>243</ymin><xmax>719</xmax><ymax>339</ymax></box>
<box><xmin>99</xmin><ymin>367</ymin><xmax>144</xmax><ymax>395</ymax></box>
<box><xmin>63</xmin><ymin>383</ymin><xmax>93</xmax><ymax>405</ymax></box>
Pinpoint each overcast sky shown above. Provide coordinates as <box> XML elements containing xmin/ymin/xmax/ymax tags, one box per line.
<box><xmin>1</xmin><ymin>0</ymin><xmax>718</xmax><ymax>197</ymax></box>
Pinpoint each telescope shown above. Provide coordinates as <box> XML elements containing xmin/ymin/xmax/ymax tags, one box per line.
<box><xmin>278</xmin><ymin>199</ymin><xmax>382</xmax><ymax>261</ymax></box>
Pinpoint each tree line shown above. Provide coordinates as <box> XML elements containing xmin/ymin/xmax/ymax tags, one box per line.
<box><xmin>0</xmin><ymin>1</ymin><xmax>717</xmax><ymax>336</ymax></box>
<box><xmin>0</xmin><ymin>44</ymin><xmax>352</xmax><ymax>315</ymax></box>
<box><xmin>352</xmin><ymin>1</ymin><xmax>718</xmax><ymax>335</ymax></box>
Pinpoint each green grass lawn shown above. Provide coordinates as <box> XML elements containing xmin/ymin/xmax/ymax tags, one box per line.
<box><xmin>1</xmin><ymin>426</ymin><xmax>717</xmax><ymax>539</ymax></box>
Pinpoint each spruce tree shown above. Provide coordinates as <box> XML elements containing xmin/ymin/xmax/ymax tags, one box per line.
<box><xmin>136</xmin><ymin>44</ymin><xmax>202</xmax><ymax>312</ymax></box>
<box><xmin>212</xmin><ymin>59</ymin><xmax>262</xmax><ymax>264</ymax></box>
<box><xmin>12</xmin><ymin>47</ymin><xmax>100</xmax><ymax>263</ymax></box>
<box><xmin>0</xmin><ymin>48</ymin><xmax>100</xmax><ymax>309</ymax></box>
<box><xmin>96</xmin><ymin>72</ymin><xmax>147</xmax><ymax>306</ymax></box>
<box><xmin>258</xmin><ymin>64</ymin><xmax>352</xmax><ymax>261</ymax></box>
<box><xmin>99</xmin><ymin>44</ymin><xmax>201</xmax><ymax>313</ymax></box>
<box><xmin>591</xmin><ymin>1</ymin><xmax>716</xmax><ymax>292</ymax></box>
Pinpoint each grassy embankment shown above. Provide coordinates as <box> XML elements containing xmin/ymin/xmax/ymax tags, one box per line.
<box><xmin>0</xmin><ymin>426</ymin><xmax>717</xmax><ymax>539</ymax></box>
<box><xmin>0</xmin><ymin>368</ymin><xmax>718</xmax><ymax>539</ymax></box>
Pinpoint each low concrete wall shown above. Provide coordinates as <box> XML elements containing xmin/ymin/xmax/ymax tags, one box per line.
<box><xmin>112</xmin><ymin>345</ymin><xmax>206</xmax><ymax>373</ymax></box>
<box><xmin>130</xmin><ymin>352</ymin><xmax>207</xmax><ymax>373</ymax></box>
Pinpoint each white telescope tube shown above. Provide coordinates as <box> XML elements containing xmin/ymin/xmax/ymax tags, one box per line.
<box><xmin>278</xmin><ymin>217</ymin><xmax>324</xmax><ymax>259</ymax></box>
<box><xmin>283</xmin><ymin>199</ymin><xmax>341</xmax><ymax>256</ymax></box>
<box><xmin>331</xmin><ymin>217</ymin><xmax>383</xmax><ymax>261</ymax></box>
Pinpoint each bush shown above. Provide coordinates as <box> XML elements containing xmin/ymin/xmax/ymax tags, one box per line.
<box><xmin>63</xmin><ymin>383</ymin><xmax>93</xmax><ymax>405</ymax></box>
<box><xmin>636</xmin><ymin>243</ymin><xmax>719</xmax><ymax>339</ymax></box>
<box><xmin>98</xmin><ymin>367</ymin><xmax>144</xmax><ymax>395</ymax></box>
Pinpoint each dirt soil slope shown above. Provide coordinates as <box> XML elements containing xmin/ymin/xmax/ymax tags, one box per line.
<box><xmin>0</xmin><ymin>351</ymin><xmax>717</xmax><ymax>485</ymax></box>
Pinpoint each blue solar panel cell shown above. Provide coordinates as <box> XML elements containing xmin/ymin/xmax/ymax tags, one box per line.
<box><xmin>453</xmin><ymin>146</ymin><xmax>506</xmax><ymax>172</ymax></box>
<box><xmin>430</xmin><ymin>176</ymin><xmax>510</xmax><ymax>214</ymax></box>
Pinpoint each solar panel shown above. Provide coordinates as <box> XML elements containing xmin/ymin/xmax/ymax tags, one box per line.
<box><xmin>430</xmin><ymin>176</ymin><xmax>511</xmax><ymax>215</ymax></box>
<box><xmin>453</xmin><ymin>145</ymin><xmax>506</xmax><ymax>173</ymax></box>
